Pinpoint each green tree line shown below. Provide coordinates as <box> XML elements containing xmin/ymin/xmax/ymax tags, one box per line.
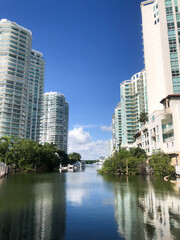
<box><xmin>98</xmin><ymin>148</ymin><xmax>175</xmax><ymax>177</ymax></box>
<box><xmin>0</xmin><ymin>136</ymin><xmax>81</xmax><ymax>172</ymax></box>
<box><xmin>99</xmin><ymin>148</ymin><xmax>147</xmax><ymax>175</ymax></box>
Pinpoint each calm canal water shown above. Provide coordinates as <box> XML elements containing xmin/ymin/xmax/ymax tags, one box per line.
<box><xmin>0</xmin><ymin>165</ymin><xmax>180</xmax><ymax>240</ymax></box>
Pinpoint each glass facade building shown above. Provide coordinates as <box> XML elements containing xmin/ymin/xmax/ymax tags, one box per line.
<box><xmin>40</xmin><ymin>92</ymin><xmax>69</xmax><ymax>152</ymax></box>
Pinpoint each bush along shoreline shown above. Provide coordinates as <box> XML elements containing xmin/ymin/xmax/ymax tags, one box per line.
<box><xmin>98</xmin><ymin>148</ymin><xmax>175</xmax><ymax>178</ymax></box>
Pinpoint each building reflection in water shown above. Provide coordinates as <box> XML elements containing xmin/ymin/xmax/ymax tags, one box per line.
<box><xmin>111</xmin><ymin>176</ymin><xmax>180</xmax><ymax>240</ymax></box>
<box><xmin>0</xmin><ymin>173</ymin><xmax>66</xmax><ymax>240</ymax></box>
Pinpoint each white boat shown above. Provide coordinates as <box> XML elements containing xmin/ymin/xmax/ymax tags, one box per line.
<box><xmin>59</xmin><ymin>164</ymin><xmax>68</xmax><ymax>172</ymax></box>
<box><xmin>67</xmin><ymin>164</ymin><xmax>74</xmax><ymax>172</ymax></box>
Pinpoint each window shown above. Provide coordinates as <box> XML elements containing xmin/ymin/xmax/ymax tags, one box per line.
<box><xmin>156</xmin><ymin>125</ymin><xmax>159</xmax><ymax>132</ymax></box>
<box><xmin>165</xmin><ymin>0</ymin><xmax>172</xmax><ymax>7</ymax></box>
<box><xmin>157</xmin><ymin>135</ymin><xmax>159</xmax><ymax>142</ymax></box>
<box><xmin>177</xmin><ymin>22</ymin><xmax>180</xmax><ymax>28</ymax></box>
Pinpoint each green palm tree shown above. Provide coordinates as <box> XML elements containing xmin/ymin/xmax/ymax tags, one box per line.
<box><xmin>139</xmin><ymin>112</ymin><xmax>148</xmax><ymax>124</ymax></box>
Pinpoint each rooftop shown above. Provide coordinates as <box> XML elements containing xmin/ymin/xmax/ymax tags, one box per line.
<box><xmin>160</xmin><ymin>94</ymin><xmax>180</xmax><ymax>104</ymax></box>
<box><xmin>0</xmin><ymin>19</ymin><xmax>32</xmax><ymax>35</ymax></box>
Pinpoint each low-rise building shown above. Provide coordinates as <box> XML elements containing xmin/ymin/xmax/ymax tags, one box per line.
<box><xmin>134</xmin><ymin>94</ymin><xmax>180</xmax><ymax>165</ymax></box>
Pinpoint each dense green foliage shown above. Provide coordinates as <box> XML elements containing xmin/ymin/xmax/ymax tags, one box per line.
<box><xmin>98</xmin><ymin>148</ymin><xmax>147</xmax><ymax>175</ymax></box>
<box><xmin>149</xmin><ymin>150</ymin><xmax>175</xmax><ymax>177</ymax></box>
<box><xmin>0</xmin><ymin>136</ymin><xmax>68</xmax><ymax>172</ymax></box>
<box><xmin>68</xmin><ymin>152</ymin><xmax>81</xmax><ymax>164</ymax></box>
<box><xmin>99</xmin><ymin>148</ymin><xmax>175</xmax><ymax>177</ymax></box>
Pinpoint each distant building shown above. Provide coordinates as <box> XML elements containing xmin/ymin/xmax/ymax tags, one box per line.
<box><xmin>112</xmin><ymin>102</ymin><xmax>122</xmax><ymax>152</ymax></box>
<box><xmin>120</xmin><ymin>70</ymin><xmax>147</xmax><ymax>148</ymax></box>
<box><xmin>98</xmin><ymin>156</ymin><xmax>107</xmax><ymax>163</ymax></box>
<box><xmin>40</xmin><ymin>92</ymin><xmax>69</xmax><ymax>152</ymax></box>
<box><xmin>112</xmin><ymin>70</ymin><xmax>147</xmax><ymax>152</ymax></box>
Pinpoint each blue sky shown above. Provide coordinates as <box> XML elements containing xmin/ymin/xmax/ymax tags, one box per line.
<box><xmin>1</xmin><ymin>0</ymin><xmax>144</xmax><ymax>159</ymax></box>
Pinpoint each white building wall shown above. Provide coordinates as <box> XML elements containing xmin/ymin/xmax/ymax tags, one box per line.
<box><xmin>141</xmin><ymin>0</ymin><xmax>173</xmax><ymax>114</ymax></box>
<box><xmin>170</xmin><ymin>98</ymin><xmax>180</xmax><ymax>152</ymax></box>
<box><xmin>148</xmin><ymin>110</ymin><xmax>165</xmax><ymax>154</ymax></box>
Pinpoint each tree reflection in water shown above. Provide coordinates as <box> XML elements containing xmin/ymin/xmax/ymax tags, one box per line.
<box><xmin>0</xmin><ymin>173</ymin><xmax>66</xmax><ymax>240</ymax></box>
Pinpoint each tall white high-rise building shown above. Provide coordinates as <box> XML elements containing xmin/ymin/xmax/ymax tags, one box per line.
<box><xmin>26</xmin><ymin>50</ymin><xmax>45</xmax><ymax>141</ymax></box>
<box><xmin>135</xmin><ymin>0</ymin><xmax>180</xmax><ymax>162</ymax></box>
<box><xmin>40</xmin><ymin>92</ymin><xmax>69</xmax><ymax>152</ymax></box>
<box><xmin>112</xmin><ymin>102</ymin><xmax>122</xmax><ymax>152</ymax></box>
<box><xmin>112</xmin><ymin>70</ymin><xmax>147</xmax><ymax>152</ymax></box>
<box><xmin>0</xmin><ymin>19</ymin><xmax>44</xmax><ymax>140</ymax></box>
<box><xmin>0</xmin><ymin>19</ymin><xmax>32</xmax><ymax>138</ymax></box>
<box><xmin>120</xmin><ymin>70</ymin><xmax>147</xmax><ymax>148</ymax></box>
<box><xmin>141</xmin><ymin>0</ymin><xmax>180</xmax><ymax>114</ymax></box>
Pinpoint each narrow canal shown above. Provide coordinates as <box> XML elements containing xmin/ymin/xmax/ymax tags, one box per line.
<box><xmin>0</xmin><ymin>165</ymin><xmax>180</xmax><ymax>240</ymax></box>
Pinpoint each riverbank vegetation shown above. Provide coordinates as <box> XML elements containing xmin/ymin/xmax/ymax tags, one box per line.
<box><xmin>98</xmin><ymin>148</ymin><xmax>147</xmax><ymax>175</ymax></box>
<box><xmin>0</xmin><ymin>136</ymin><xmax>69</xmax><ymax>172</ymax></box>
<box><xmin>85</xmin><ymin>160</ymin><xmax>98</xmax><ymax>164</ymax></box>
<box><xmin>68</xmin><ymin>152</ymin><xmax>81</xmax><ymax>164</ymax></box>
<box><xmin>98</xmin><ymin>148</ymin><xmax>175</xmax><ymax>177</ymax></box>
<box><xmin>149</xmin><ymin>150</ymin><xmax>175</xmax><ymax>177</ymax></box>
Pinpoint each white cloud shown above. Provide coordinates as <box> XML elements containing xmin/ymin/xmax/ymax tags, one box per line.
<box><xmin>101</xmin><ymin>125</ymin><xmax>112</xmax><ymax>132</ymax></box>
<box><xmin>66</xmin><ymin>188</ymin><xmax>89</xmax><ymax>206</ymax></box>
<box><xmin>68</xmin><ymin>127</ymin><xmax>91</xmax><ymax>144</ymax></box>
<box><xmin>68</xmin><ymin>127</ymin><xmax>110</xmax><ymax>160</ymax></box>
<box><xmin>73</xmin><ymin>124</ymin><xmax>99</xmax><ymax>129</ymax></box>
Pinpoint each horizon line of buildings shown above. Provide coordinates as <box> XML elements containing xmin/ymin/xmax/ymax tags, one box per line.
<box><xmin>112</xmin><ymin>0</ymin><xmax>180</xmax><ymax>165</ymax></box>
<box><xmin>0</xmin><ymin>19</ymin><xmax>69</xmax><ymax>152</ymax></box>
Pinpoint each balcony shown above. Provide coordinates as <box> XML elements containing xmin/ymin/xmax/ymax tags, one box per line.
<box><xmin>162</xmin><ymin>124</ymin><xmax>173</xmax><ymax>134</ymax></box>
<box><xmin>163</xmin><ymin>136</ymin><xmax>174</xmax><ymax>143</ymax></box>
<box><xmin>162</xmin><ymin>111</ymin><xmax>172</xmax><ymax>123</ymax></box>
<box><xmin>141</xmin><ymin>124</ymin><xmax>148</xmax><ymax>132</ymax></box>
